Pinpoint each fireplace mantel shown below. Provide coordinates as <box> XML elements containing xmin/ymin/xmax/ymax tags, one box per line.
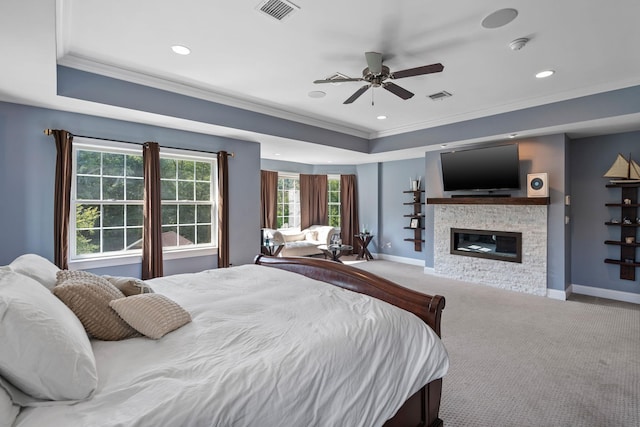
<box><xmin>427</xmin><ymin>197</ymin><xmax>549</xmax><ymax>205</ymax></box>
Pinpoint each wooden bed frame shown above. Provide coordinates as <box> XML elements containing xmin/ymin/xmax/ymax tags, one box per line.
<box><xmin>254</xmin><ymin>255</ymin><xmax>446</xmax><ymax>427</ymax></box>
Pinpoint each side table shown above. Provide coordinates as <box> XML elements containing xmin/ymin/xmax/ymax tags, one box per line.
<box><xmin>354</xmin><ymin>234</ymin><xmax>374</xmax><ymax>261</ymax></box>
<box><xmin>318</xmin><ymin>244</ymin><xmax>353</xmax><ymax>263</ymax></box>
<box><xmin>261</xmin><ymin>242</ymin><xmax>284</xmax><ymax>257</ymax></box>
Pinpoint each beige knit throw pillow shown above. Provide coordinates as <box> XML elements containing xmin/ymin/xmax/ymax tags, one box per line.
<box><xmin>110</xmin><ymin>294</ymin><xmax>192</xmax><ymax>340</ymax></box>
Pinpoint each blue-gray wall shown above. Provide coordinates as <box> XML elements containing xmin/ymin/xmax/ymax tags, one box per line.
<box><xmin>571</xmin><ymin>130</ymin><xmax>639</xmax><ymax>294</ymax></box>
<box><xmin>0</xmin><ymin>101</ymin><xmax>261</xmax><ymax>272</ymax></box>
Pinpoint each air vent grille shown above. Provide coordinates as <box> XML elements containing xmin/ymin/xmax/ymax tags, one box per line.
<box><xmin>258</xmin><ymin>0</ymin><xmax>299</xmax><ymax>21</ymax></box>
<box><xmin>428</xmin><ymin>91</ymin><xmax>452</xmax><ymax>101</ymax></box>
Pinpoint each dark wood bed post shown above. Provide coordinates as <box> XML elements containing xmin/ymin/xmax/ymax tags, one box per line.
<box><xmin>254</xmin><ymin>255</ymin><xmax>445</xmax><ymax>427</ymax></box>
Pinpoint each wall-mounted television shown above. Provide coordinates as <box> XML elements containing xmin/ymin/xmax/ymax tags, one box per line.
<box><xmin>440</xmin><ymin>144</ymin><xmax>520</xmax><ymax>192</ymax></box>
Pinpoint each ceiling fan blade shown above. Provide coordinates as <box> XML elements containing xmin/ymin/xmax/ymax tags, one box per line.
<box><xmin>313</xmin><ymin>77</ymin><xmax>364</xmax><ymax>84</ymax></box>
<box><xmin>365</xmin><ymin>52</ymin><xmax>383</xmax><ymax>75</ymax></box>
<box><xmin>383</xmin><ymin>82</ymin><xmax>414</xmax><ymax>100</ymax></box>
<box><xmin>344</xmin><ymin>85</ymin><xmax>370</xmax><ymax>104</ymax></box>
<box><xmin>392</xmin><ymin>63</ymin><xmax>444</xmax><ymax>79</ymax></box>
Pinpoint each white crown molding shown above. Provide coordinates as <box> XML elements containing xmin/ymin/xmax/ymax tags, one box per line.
<box><xmin>370</xmin><ymin>76</ymin><xmax>640</xmax><ymax>139</ymax></box>
<box><xmin>57</xmin><ymin>53</ymin><xmax>371</xmax><ymax>139</ymax></box>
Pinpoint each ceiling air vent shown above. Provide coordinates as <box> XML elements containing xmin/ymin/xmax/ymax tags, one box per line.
<box><xmin>257</xmin><ymin>0</ymin><xmax>299</xmax><ymax>21</ymax></box>
<box><xmin>428</xmin><ymin>91</ymin><xmax>452</xmax><ymax>101</ymax></box>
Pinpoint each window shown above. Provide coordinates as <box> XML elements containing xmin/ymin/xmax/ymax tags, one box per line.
<box><xmin>159</xmin><ymin>152</ymin><xmax>217</xmax><ymax>249</ymax></box>
<box><xmin>71</xmin><ymin>141</ymin><xmax>217</xmax><ymax>261</ymax></box>
<box><xmin>328</xmin><ymin>175</ymin><xmax>341</xmax><ymax>227</ymax></box>
<box><xmin>276</xmin><ymin>173</ymin><xmax>300</xmax><ymax>229</ymax></box>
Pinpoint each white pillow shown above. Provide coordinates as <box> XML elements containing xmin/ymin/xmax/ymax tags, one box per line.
<box><xmin>9</xmin><ymin>254</ymin><xmax>60</xmax><ymax>291</ymax></box>
<box><xmin>0</xmin><ymin>385</ymin><xmax>19</xmax><ymax>427</ymax></box>
<box><xmin>0</xmin><ymin>270</ymin><xmax>97</xmax><ymax>401</ymax></box>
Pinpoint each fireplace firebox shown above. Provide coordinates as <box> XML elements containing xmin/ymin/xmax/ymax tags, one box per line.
<box><xmin>450</xmin><ymin>228</ymin><xmax>522</xmax><ymax>263</ymax></box>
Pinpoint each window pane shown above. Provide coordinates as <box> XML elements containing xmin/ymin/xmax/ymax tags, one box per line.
<box><xmin>160</xmin><ymin>158</ymin><xmax>176</xmax><ymax>179</ymax></box>
<box><xmin>329</xmin><ymin>180</ymin><xmax>339</xmax><ymax>191</ymax></box>
<box><xmin>162</xmin><ymin>205</ymin><xmax>178</xmax><ymax>225</ymax></box>
<box><xmin>103</xmin><ymin>153</ymin><xmax>124</xmax><ymax>176</ymax></box>
<box><xmin>76</xmin><ymin>204</ymin><xmax>100</xmax><ymax>229</ymax></box>
<box><xmin>195</xmin><ymin>182</ymin><xmax>210</xmax><ymax>201</ymax></box>
<box><xmin>329</xmin><ymin>205</ymin><xmax>339</xmax><ymax>216</ymax></box>
<box><xmin>103</xmin><ymin>228</ymin><xmax>125</xmax><ymax>252</ymax></box>
<box><xmin>197</xmin><ymin>205</ymin><xmax>211</xmax><ymax>223</ymax></box>
<box><xmin>103</xmin><ymin>204</ymin><xmax>124</xmax><ymax>227</ymax></box>
<box><xmin>126</xmin><ymin>178</ymin><xmax>144</xmax><ymax>200</ymax></box>
<box><xmin>179</xmin><ymin>205</ymin><xmax>196</xmax><ymax>224</ymax></box>
<box><xmin>77</xmin><ymin>176</ymin><xmax>101</xmax><ymax>200</ymax></box>
<box><xmin>77</xmin><ymin>151</ymin><xmax>101</xmax><ymax>175</ymax></box>
<box><xmin>197</xmin><ymin>225</ymin><xmax>211</xmax><ymax>244</ymax></box>
<box><xmin>126</xmin><ymin>227</ymin><xmax>142</xmax><ymax>248</ymax></box>
<box><xmin>178</xmin><ymin>160</ymin><xmax>195</xmax><ymax>180</ymax></box>
<box><xmin>103</xmin><ymin>177</ymin><xmax>124</xmax><ymax>200</ymax></box>
<box><xmin>161</xmin><ymin>180</ymin><xmax>176</xmax><ymax>200</ymax></box>
<box><xmin>162</xmin><ymin>226</ymin><xmax>177</xmax><ymax>247</ymax></box>
<box><xmin>195</xmin><ymin>162</ymin><xmax>211</xmax><ymax>181</ymax></box>
<box><xmin>127</xmin><ymin>205</ymin><xmax>143</xmax><ymax>227</ymax></box>
<box><xmin>126</xmin><ymin>155</ymin><xmax>143</xmax><ymax>177</ymax></box>
<box><xmin>329</xmin><ymin>192</ymin><xmax>339</xmax><ymax>203</ymax></box>
<box><xmin>178</xmin><ymin>181</ymin><xmax>194</xmax><ymax>201</ymax></box>
<box><xmin>179</xmin><ymin>226</ymin><xmax>195</xmax><ymax>245</ymax></box>
<box><xmin>76</xmin><ymin>230</ymin><xmax>100</xmax><ymax>255</ymax></box>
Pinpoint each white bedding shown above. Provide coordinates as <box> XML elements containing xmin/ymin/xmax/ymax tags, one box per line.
<box><xmin>15</xmin><ymin>264</ymin><xmax>448</xmax><ymax>427</ymax></box>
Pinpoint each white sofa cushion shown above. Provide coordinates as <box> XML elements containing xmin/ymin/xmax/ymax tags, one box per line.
<box><xmin>0</xmin><ymin>386</ymin><xmax>19</xmax><ymax>427</ymax></box>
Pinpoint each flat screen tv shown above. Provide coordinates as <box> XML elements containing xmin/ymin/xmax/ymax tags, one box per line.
<box><xmin>440</xmin><ymin>144</ymin><xmax>520</xmax><ymax>192</ymax></box>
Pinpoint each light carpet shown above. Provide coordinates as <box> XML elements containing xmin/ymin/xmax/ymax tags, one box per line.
<box><xmin>347</xmin><ymin>258</ymin><xmax>640</xmax><ymax>427</ymax></box>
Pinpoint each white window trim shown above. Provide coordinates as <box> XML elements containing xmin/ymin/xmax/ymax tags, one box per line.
<box><xmin>276</xmin><ymin>172</ymin><xmax>300</xmax><ymax>230</ymax></box>
<box><xmin>70</xmin><ymin>139</ymin><xmax>218</xmax><ymax>266</ymax></box>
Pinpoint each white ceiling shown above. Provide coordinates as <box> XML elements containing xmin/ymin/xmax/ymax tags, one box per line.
<box><xmin>2</xmin><ymin>0</ymin><xmax>640</xmax><ymax>164</ymax></box>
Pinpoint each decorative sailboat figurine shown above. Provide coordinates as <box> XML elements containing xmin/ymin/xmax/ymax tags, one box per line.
<box><xmin>604</xmin><ymin>153</ymin><xmax>640</xmax><ymax>183</ymax></box>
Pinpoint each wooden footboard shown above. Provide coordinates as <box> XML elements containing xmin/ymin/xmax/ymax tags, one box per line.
<box><xmin>254</xmin><ymin>255</ymin><xmax>445</xmax><ymax>427</ymax></box>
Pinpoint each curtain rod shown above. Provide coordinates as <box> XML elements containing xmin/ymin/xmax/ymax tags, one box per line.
<box><xmin>43</xmin><ymin>129</ymin><xmax>235</xmax><ymax>157</ymax></box>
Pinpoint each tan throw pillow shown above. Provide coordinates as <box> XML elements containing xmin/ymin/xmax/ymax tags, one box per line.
<box><xmin>110</xmin><ymin>294</ymin><xmax>192</xmax><ymax>340</ymax></box>
<box><xmin>53</xmin><ymin>271</ymin><xmax>139</xmax><ymax>341</ymax></box>
<box><xmin>102</xmin><ymin>275</ymin><xmax>154</xmax><ymax>296</ymax></box>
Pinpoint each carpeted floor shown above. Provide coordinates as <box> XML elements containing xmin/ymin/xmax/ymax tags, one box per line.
<box><xmin>345</xmin><ymin>258</ymin><xmax>640</xmax><ymax>427</ymax></box>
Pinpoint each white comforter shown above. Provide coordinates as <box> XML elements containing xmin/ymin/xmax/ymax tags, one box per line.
<box><xmin>15</xmin><ymin>264</ymin><xmax>448</xmax><ymax>427</ymax></box>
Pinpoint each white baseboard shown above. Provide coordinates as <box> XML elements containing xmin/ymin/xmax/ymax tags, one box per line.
<box><xmin>423</xmin><ymin>266</ymin><xmax>435</xmax><ymax>275</ymax></box>
<box><xmin>373</xmin><ymin>253</ymin><xmax>425</xmax><ymax>267</ymax></box>
<box><xmin>570</xmin><ymin>284</ymin><xmax>640</xmax><ymax>304</ymax></box>
<box><xmin>546</xmin><ymin>288</ymin><xmax>568</xmax><ymax>301</ymax></box>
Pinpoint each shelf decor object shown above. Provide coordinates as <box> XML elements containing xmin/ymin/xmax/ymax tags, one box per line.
<box><xmin>604</xmin><ymin>182</ymin><xmax>639</xmax><ymax>280</ymax></box>
<box><xmin>403</xmin><ymin>190</ymin><xmax>425</xmax><ymax>251</ymax></box>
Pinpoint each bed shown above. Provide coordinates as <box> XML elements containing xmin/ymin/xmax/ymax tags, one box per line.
<box><xmin>1</xmin><ymin>254</ymin><xmax>448</xmax><ymax>427</ymax></box>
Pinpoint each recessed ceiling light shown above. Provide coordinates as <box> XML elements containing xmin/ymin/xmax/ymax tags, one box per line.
<box><xmin>377</xmin><ymin>115</ymin><xmax>387</xmax><ymax>120</ymax></box>
<box><xmin>171</xmin><ymin>45</ymin><xmax>191</xmax><ymax>55</ymax></box>
<box><xmin>481</xmin><ymin>8</ymin><xmax>518</xmax><ymax>29</ymax></box>
<box><xmin>308</xmin><ymin>91</ymin><xmax>326</xmax><ymax>98</ymax></box>
<box><xmin>274</xmin><ymin>153</ymin><xmax>281</xmax><ymax>156</ymax></box>
<box><xmin>327</xmin><ymin>160</ymin><xmax>333</xmax><ymax>163</ymax></box>
<box><xmin>440</xmin><ymin>144</ymin><xmax>447</xmax><ymax>148</ymax></box>
<box><xmin>536</xmin><ymin>70</ymin><xmax>555</xmax><ymax>79</ymax></box>
<box><xmin>509</xmin><ymin>133</ymin><xmax>518</xmax><ymax>138</ymax></box>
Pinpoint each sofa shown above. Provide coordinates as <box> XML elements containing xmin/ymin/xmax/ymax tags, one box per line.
<box><xmin>264</xmin><ymin>225</ymin><xmax>337</xmax><ymax>257</ymax></box>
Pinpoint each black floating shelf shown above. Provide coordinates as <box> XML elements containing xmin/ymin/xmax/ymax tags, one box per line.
<box><xmin>604</xmin><ymin>258</ymin><xmax>640</xmax><ymax>267</ymax></box>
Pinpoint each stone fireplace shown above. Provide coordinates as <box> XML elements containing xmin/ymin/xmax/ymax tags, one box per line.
<box><xmin>429</xmin><ymin>198</ymin><xmax>548</xmax><ymax>295</ymax></box>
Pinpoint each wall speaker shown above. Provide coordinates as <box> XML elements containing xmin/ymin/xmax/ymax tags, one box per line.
<box><xmin>527</xmin><ymin>173</ymin><xmax>548</xmax><ymax>197</ymax></box>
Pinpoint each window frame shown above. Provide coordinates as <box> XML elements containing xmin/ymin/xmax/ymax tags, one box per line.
<box><xmin>68</xmin><ymin>139</ymin><xmax>218</xmax><ymax>270</ymax></box>
<box><xmin>327</xmin><ymin>174</ymin><xmax>341</xmax><ymax>228</ymax></box>
<box><xmin>276</xmin><ymin>172</ymin><xmax>300</xmax><ymax>230</ymax></box>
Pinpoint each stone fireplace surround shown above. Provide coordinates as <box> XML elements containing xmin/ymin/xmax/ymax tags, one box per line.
<box><xmin>428</xmin><ymin>197</ymin><xmax>549</xmax><ymax>296</ymax></box>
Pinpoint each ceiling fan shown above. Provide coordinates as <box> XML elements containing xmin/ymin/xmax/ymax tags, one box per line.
<box><xmin>313</xmin><ymin>52</ymin><xmax>444</xmax><ymax>104</ymax></box>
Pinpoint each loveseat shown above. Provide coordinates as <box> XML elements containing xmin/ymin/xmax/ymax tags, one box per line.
<box><xmin>265</xmin><ymin>225</ymin><xmax>337</xmax><ymax>257</ymax></box>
